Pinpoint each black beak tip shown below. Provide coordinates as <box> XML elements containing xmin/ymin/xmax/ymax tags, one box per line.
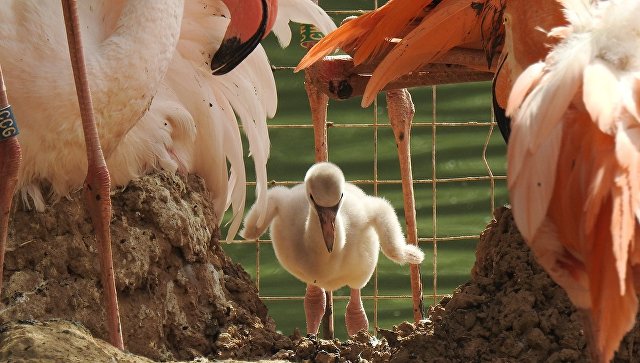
<box><xmin>210</xmin><ymin>58</ymin><xmax>225</xmax><ymax>75</ymax></box>
<box><xmin>211</xmin><ymin>29</ymin><xmax>266</xmax><ymax>76</ymax></box>
<box><xmin>211</xmin><ymin>37</ymin><xmax>244</xmax><ymax>75</ymax></box>
<box><xmin>492</xmin><ymin>55</ymin><xmax>511</xmax><ymax>144</ymax></box>
<box><xmin>211</xmin><ymin>52</ymin><xmax>237</xmax><ymax>76</ymax></box>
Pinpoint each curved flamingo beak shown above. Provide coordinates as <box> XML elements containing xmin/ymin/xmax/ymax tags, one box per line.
<box><xmin>212</xmin><ymin>0</ymin><xmax>279</xmax><ymax>75</ymax></box>
<box><xmin>492</xmin><ymin>53</ymin><xmax>511</xmax><ymax>143</ymax></box>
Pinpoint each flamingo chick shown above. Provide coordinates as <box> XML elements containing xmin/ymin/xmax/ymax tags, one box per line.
<box><xmin>241</xmin><ymin>162</ymin><xmax>424</xmax><ymax>336</ymax></box>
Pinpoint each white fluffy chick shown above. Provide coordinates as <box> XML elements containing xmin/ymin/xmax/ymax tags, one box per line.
<box><xmin>241</xmin><ymin>162</ymin><xmax>424</xmax><ymax>336</ymax></box>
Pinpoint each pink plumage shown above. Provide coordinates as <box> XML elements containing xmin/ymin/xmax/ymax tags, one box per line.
<box><xmin>507</xmin><ymin>1</ymin><xmax>640</xmax><ymax>361</ymax></box>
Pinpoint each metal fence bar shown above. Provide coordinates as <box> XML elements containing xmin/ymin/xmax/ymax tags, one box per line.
<box><xmin>484</xmin><ymin>108</ymin><xmax>498</xmax><ymax>213</ymax></box>
<box><xmin>261</xmin><ymin>294</ymin><xmax>452</xmax><ymax>301</ymax></box>
<box><xmin>260</xmin><ymin>294</ymin><xmax>451</xmax><ymax>301</ymax></box>
<box><xmin>255</xmin><ymin>237</ymin><xmax>261</xmax><ymax>294</ymax></box>
<box><xmin>303</xmin><ymin>1</ymin><xmax>334</xmax><ymax>336</ymax></box>
<box><xmin>265</xmin><ymin>121</ymin><xmax>497</xmax><ymax>129</ymax></box>
<box><xmin>371</xmin><ymin>0</ymin><xmax>380</xmax><ymax>335</ymax></box>
<box><xmin>372</xmin><ymin>84</ymin><xmax>381</xmax><ymax>335</ymax></box>
<box><xmin>244</xmin><ymin>176</ymin><xmax>506</xmax><ymax>188</ymax></box>
<box><xmin>225</xmin><ymin>234</ymin><xmax>483</xmax><ymax>245</ymax></box>
<box><xmin>431</xmin><ymin>86</ymin><xmax>439</xmax><ymax>306</ymax></box>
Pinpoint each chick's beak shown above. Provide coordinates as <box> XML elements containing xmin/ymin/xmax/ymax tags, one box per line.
<box><xmin>313</xmin><ymin>194</ymin><xmax>342</xmax><ymax>253</ymax></box>
<box><xmin>316</xmin><ymin>206</ymin><xmax>338</xmax><ymax>253</ymax></box>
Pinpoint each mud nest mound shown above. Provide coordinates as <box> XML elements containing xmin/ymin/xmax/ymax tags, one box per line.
<box><xmin>2</xmin><ymin>173</ymin><xmax>639</xmax><ymax>362</ymax></box>
<box><xmin>2</xmin><ymin>172</ymin><xmax>290</xmax><ymax>361</ymax></box>
<box><xmin>373</xmin><ymin>207</ymin><xmax>640</xmax><ymax>362</ymax></box>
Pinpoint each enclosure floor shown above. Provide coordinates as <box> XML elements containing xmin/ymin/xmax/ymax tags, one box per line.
<box><xmin>2</xmin><ymin>174</ymin><xmax>639</xmax><ymax>362</ymax></box>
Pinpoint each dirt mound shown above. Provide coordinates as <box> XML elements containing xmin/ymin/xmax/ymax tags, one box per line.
<box><xmin>0</xmin><ymin>320</ymin><xmax>290</xmax><ymax>363</ymax></box>
<box><xmin>377</xmin><ymin>207</ymin><xmax>639</xmax><ymax>362</ymax></box>
<box><xmin>2</xmin><ymin>172</ymin><xmax>288</xmax><ymax>361</ymax></box>
<box><xmin>0</xmin><ymin>320</ymin><xmax>155</xmax><ymax>363</ymax></box>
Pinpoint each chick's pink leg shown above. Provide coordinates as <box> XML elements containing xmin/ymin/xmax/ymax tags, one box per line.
<box><xmin>345</xmin><ymin>288</ymin><xmax>368</xmax><ymax>336</ymax></box>
<box><xmin>304</xmin><ymin>284</ymin><xmax>326</xmax><ymax>335</ymax></box>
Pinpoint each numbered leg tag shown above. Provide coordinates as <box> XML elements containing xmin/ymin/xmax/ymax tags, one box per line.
<box><xmin>0</xmin><ymin>105</ymin><xmax>19</xmax><ymax>140</ymax></box>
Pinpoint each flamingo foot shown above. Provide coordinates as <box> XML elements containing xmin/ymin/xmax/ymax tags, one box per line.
<box><xmin>345</xmin><ymin>288</ymin><xmax>369</xmax><ymax>336</ymax></box>
<box><xmin>304</xmin><ymin>284</ymin><xmax>326</xmax><ymax>335</ymax></box>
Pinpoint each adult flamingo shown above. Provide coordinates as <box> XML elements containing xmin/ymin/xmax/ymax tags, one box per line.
<box><xmin>0</xmin><ymin>0</ymin><xmax>185</xmax><ymax>348</ymax></box>
<box><xmin>293</xmin><ymin>0</ymin><xmax>562</xmax><ymax>143</ymax></box>
<box><xmin>507</xmin><ymin>0</ymin><xmax>640</xmax><ymax>360</ymax></box>
<box><xmin>105</xmin><ymin>0</ymin><xmax>335</xmax><ymax>240</ymax></box>
<box><xmin>0</xmin><ymin>0</ymin><xmax>333</xmax><ymax>348</ymax></box>
<box><xmin>295</xmin><ymin>0</ymin><xmax>505</xmax><ymax>106</ymax></box>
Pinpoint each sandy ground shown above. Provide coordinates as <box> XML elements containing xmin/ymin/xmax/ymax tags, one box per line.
<box><xmin>1</xmin><ymin>172</ymin><xmax>639</xmax><ymax>362</ymax></box>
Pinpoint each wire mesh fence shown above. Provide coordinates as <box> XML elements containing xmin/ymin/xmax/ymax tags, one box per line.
<box><xmin>222</xmin><ymin>1</ymin><xmax>508</xmax><ymax>339</ymax></box>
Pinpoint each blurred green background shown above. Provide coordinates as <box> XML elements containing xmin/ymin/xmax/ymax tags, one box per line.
<box><xmin>220</xmin><ymin>1</ymin><xmax>509</xmax><ymax>340</ymax></box>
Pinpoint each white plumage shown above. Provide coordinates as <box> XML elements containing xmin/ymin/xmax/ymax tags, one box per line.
<box><xmin>272</xmin><ymin>0</ymin><xmax>336</xmax><ymax>47</ymax></box>
<box><xmin>0</xmin><ymin>0</ymin><xmax>183</xmax><ymax>209</ymax></box>
<box><xmin>241</xmin><ymin>162</ymin><xmax>424</xmax><ymax>335</ymax></box>
<box><xmin>0</xmin><ymin>0</ymin><xmax>336</xmax><ymax>239</ymax></box>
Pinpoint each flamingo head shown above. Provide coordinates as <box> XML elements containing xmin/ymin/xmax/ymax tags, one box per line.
<box><xmin>211</xmin><ymin>0</ymin><xmax>279</xmax><ymax>75</ymax></box>
<box><xmin>305</xmin><ymin>162</ymin><xmax>344</xmax><ymax>253</ymax></box>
